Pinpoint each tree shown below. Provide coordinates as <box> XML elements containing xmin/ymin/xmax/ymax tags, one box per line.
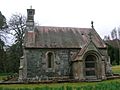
<box><xmin>3</xmin><ymin>13</ymin><xmax>27</xmax><ymax>73</ymax></box>
<box><xmin>8</xmin><ymin>13</ymin><xmax>26</xmax><ymax>56</ymax></box>
<box><xmin>0</xmin><ymin>11</ymin><xmax>8</xmax><ymax>40</ymax></box>
<box><xmin>110</xmin><ymin>28</ymin><xmax>120</xmax><ymax>65</ymax></box>
<box><xmin>6</xmin><ymin>43</ymin><xmax>21</xmax><ymax>73</ymax></box>
<box><xmin>118</xmin><ymin>27</ymin><xmax>120</xmax><ymax>40</ymax></box>
<box><xmin>0</xmin><ymin>39</ymin><xmax>6</xmax><ymax>73</ymax></box>
<box><xmin>111</xmin><ymin>28</ymin><xmax>117</xmax><ymax>40</ymax></box>
<box><xmin>0</xmin><ymin>11</ymin><xmax>8</xmax><ymax>73</ymax></box>
<box><xmin>107</xmin><ymin>44</ymin><xmax>114</xmax><ymax>64</ymax></box>
<box><xmin>105</xmin><ymin>27</ymin><xmax>120</xmax><ymax>65</ymax></box>
<box><xmin>104</xmin><ymin>35</ymin><xmax>110</xmax><ymax>41</ymax></box>
<box><xmin>0</xmin><ymin>11</ymin><xmax>7</xmax><ymax>29</ymax></box>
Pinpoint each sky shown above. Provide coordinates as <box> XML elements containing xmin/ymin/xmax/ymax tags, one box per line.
<box><xmin>1</xmin><ymin>0</ymin><xmax>120</xmax><ymax>41</ymax></box>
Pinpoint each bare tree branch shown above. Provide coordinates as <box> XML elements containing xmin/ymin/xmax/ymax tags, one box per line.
<box><xmin>8</xmin><ymin>13</ymin><xmax>26</xmax><ymax>56</ymax></box>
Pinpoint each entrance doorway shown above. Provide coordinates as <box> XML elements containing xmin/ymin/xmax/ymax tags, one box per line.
<box><xmin>85</xmin><ymin>55</ymin><xmax>97</xmax><ymax>77</ymax></box>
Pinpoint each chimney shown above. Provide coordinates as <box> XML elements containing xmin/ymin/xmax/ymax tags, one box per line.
<box><xmin>26</xmin><ymin>6</ymin><xmax>35</xmax><ymax>32</ymax></box>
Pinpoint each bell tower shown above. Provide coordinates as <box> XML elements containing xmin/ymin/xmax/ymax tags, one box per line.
<box><xmin>26</xmin><ymin>6</ymin><xmax>35</xmax><ymax>32</ymax></box>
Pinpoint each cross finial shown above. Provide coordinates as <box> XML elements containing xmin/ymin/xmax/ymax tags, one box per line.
<box><xmin>30</xmin><ymin>5</ymin><xmax>32</xmax><ymax>9</ymax></box>
<box><xmin>91</xmin><ymin>21</ymin><xmax>94</xmax><ymax>29</ymax></box>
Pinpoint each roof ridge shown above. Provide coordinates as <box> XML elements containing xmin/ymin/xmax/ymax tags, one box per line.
<box><xmin>36</xmin><ymin>26</ymin><xmax>92</xmax><ymax>29</ymax></box>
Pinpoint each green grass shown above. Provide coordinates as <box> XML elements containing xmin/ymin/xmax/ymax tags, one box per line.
<box><xmin>112</xmin><ymin>65</ymin><xmax>120</xmax><ymax>74</ymax></box>
<box><xmin>0</xmin><ymin>76</ymin><xmax>6</xmax><ymax>81</ymax></box>
<box><xmin>0</xmin><ymin>79</ymin><xmax>120</xmax><ymax>87</ymax></box>
<box><xmin>0</xmin><ymin>79</ymin><xmax>120</xmax><ymax>90</ymax></box>
<box><xmin>0</xmin><ymin>73</ymin><xmax>13</xmax><ymax>81</ymax></box>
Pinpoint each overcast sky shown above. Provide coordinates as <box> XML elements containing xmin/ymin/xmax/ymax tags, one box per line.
<box><xmin>1</xmin><ymin>0</ymin><xmax>120</xmax><ymax>39</ymax></box>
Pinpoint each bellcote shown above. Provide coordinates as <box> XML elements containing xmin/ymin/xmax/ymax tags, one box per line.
<box><xmin>26</xmin><ymin>7</ymin><xmax>35</xmax><ymax>32</ymax></box>
<box><xmin>27</xmin><ymin>8</ymin><xmax>35</xmax><ymax>21</ymax></box>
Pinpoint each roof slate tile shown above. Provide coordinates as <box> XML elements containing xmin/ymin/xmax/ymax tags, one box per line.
<box><xmin>24</xmin><ymin>26</ymin><xmax>106</xmax><ymax>48</ymax></box>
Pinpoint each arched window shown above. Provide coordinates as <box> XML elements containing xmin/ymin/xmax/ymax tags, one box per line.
<box><xmin>47</xmin><ymin>52</ymin><xmax>54</xmax><ymax>68</ymax></box>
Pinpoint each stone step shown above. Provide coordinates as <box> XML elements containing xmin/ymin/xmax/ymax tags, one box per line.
<box><xmin>85</xmin><ymin>79</ymin><xmax>102</xmax><ymax>82</ymax></box>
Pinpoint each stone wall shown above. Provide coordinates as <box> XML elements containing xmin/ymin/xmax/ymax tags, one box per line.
<box><xmin>20</xmin><ymin>47</ymin><xmax>110</xmax><ymax>81</ymax></box>
<box><xmin>25</xmin><ymin>49</ymin><xmax>79</xmax><ymax>80</ymax></box>
<box><xmin>99</xmin><ymin>48</ymin><xmax>112</xmax><ymax>75</ymax></box>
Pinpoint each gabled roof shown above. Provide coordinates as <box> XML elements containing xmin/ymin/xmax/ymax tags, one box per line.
<box><xmin>24</xmin><ymin>26</ymin><xmax>106</xmax><ymax>48</ymax></box>
<box><xmin>74</xmin><ymin>40</ymin><xmax>103</xmax><ymax>61</ymax></box>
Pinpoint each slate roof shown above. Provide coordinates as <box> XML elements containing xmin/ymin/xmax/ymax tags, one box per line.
<box><xmin>24</xmin><ymin>26</ymin><xmax>106</xmax><ymax>48</ymax></box>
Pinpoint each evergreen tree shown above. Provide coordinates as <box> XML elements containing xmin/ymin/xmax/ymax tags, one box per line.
<box><xmin>0</xmin><ymin>11</ymin><xmax>7</xmax><ymax>73</ymax></box>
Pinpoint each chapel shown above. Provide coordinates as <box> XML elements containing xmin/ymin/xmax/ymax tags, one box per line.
<box><xmin>19</xmin><ymin>8</ymin><xmax>111</xmax><ymax>81</ymax></box>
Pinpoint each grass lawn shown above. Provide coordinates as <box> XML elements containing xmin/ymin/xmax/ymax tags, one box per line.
<box><xmin>0</xmin><ymin>76</ymin><xmax>6</xmax><ymax>81</ymax></box>
<box><xmin>0</xmin><ymin>73</ymin><xmax>13</xmax><ymax>81</ymax></box>
<box><xmin>112</xmin><ymin>65</ymin><xmax>120</xmax><ymax>74</ymax></box>
<box><xmin>0</xmin><ymin>79</ymin><xmax>120</xmax><ymax>90</ymax></box>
